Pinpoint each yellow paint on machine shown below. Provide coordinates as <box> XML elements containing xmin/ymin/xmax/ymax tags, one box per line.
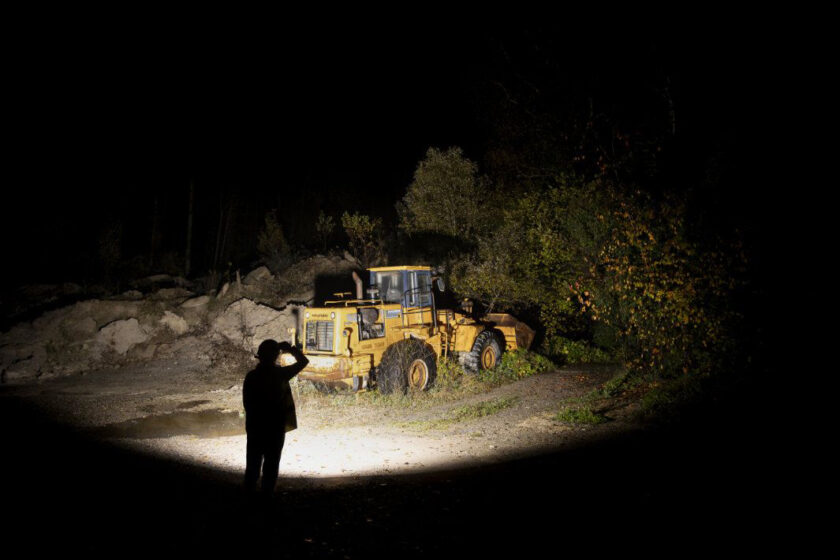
<box><xmin>295</xmin><ymin>265</ymin><xmax>534</xmax><ymax>391</ymax></box>
<box><xmin>299</xmin><ymin>354</ymin><xmax>374</xmax><ymax>381</ymax></box>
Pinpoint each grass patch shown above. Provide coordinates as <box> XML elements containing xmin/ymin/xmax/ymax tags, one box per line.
<box><xmin>293</xmin><ymin>349</ymin><xmax>554</xmax><ymax>412</ymax></box>
<box><xmin>479</xmin><ymin>350</ymin><xmax>555</xmax><ymax>387</ymax></box>
<box><xmin>638</xmin><ymin>374</ymin><xmax>723</xmax><ymax>421</ymax></box>
<box><xmin>579</xmin><ymin>369</ymin><xmax>643</xmax><ymax>402</ymax></box>
<box><xmin>555</xmin><ymin>405</ymin><xmax>607</xmax><ymax>425</ymax></box>
<box><xmin>397</xmin><ymin>396</ymin><xmax>519</xmax><ymax>431</ymax></box>
<box><xmin>429</xmin><ymin>357</ymin><xmax>485</xmax><ymax>395</ymax></box>
<box><xmin>451</xmin><ymin>396</ymin><xmax>519</xmax><ymax>420</ymax></box>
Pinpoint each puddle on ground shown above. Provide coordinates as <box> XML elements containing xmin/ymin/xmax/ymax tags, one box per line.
<box><xmin>40</xmin><ymin>390</ymin><xmax>94</xmax><ymax>396</ymax></box>
<box><xmin>95</xmin><ymin>409</ymin><xmax>244</xmax><ymax>439</ymax></box>
<box><xmin>176</xmin><ymin>399</ymin><xmax>211</xmax><ymax>410</ymax></box>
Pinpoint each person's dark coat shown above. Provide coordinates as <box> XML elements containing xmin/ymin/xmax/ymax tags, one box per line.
<box><xmin>243</xmin><ymin>352</ymin><xmax>307</xmax><ymax>434</ymax></box>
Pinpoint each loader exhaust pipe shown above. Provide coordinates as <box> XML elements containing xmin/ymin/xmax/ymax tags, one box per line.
<box><xmin>352</xmin><ymin>270</ymin><xmax>363</xmax><ymax>300</ymax></box>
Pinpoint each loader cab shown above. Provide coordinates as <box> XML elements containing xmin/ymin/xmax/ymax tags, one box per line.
<box><xmin>368</xmin><ymin>266</ymin><xmax>433</xmax><ymax>308</ymax></box>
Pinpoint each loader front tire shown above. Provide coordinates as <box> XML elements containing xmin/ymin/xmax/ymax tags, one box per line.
<box><xmin>377</xmin><ymin>339</ymin><xmax>437</xmax><ymax>394</ymax></box>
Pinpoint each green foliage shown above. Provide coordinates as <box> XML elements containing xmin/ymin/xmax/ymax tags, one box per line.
<box><xmin>447</xmin><ymin>168</ymin><xmax>744</xmax><ymax>383</ymax></box>
<box><xmin>399</xmin><ymin>138</ymin><xmax>746</xmax><ymax>394</ymax></box>
<box><xmin>555</xmin><ymin>405</ymin><xmax>607</xmax><ymax>425</ymax></box>
<box><xmin>594</xmin><ymin>370</ymin><xmax>639</xmax><ymax>399</ymax></box>
<box><xmin>639</xmin><ymin>374</ymin><xmax>727</xmax><ymax>421</ymax></box>
<box><xmin>341</xmin><ymin>211</ymin><xmax>382</xmax><ymax>268</ymax></box>
<box><xmin>480</xmin><ymin>349</ymin><xmax>554</xmax><ymax>385</ymax></box>
<box><xmin>257</xmin><ymin>210</ymin><xmax>290</xmax><ymax>269</ymax></box>
<box><xmin>398</xmin><ymin>147</ymin><xmax>492</xmax><ymax>242</ymax></box>
<box><xmin>509</xmin><ymin>180</ymin><xmax>614</xmax><ymax>334</ymax></box>
<box><xmin>398</xmin><ymin>396</ymin><xmax>519</xmax><ymax>431</ymax></box>
<box><xmin>582</xmin><ymin>191</ymin><xmax>745</xmax><ymax>379</ymax></box>
<box><xmin>541</xmin><ymin>336</ymin><xmax>612</xmax><ymax>365</ymax></box>
<box><xmin>314</xmin><ymin>211</ymin><xmax>335</xmax><ymax>253</ymax></box>
<box><xmin>434</xmin><ymin>357</ymin><xmax>470</xmax><ymax>392</ymax></box>
<box><xmin>451</xmin><ymin>396</ymin><xmax>519</xmax><ymax>420</ymax></box>
<box><xmin>449</xmin><ymin>219</ymin><xmax>535</xmax><ymax>313</ymax></box>
<box><xmin>450</xmin><ymin>178</ymin><xmax>611</xmax><ymax>328</ymax></box>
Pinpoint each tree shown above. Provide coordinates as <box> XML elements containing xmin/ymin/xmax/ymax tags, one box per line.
<box><xmin>185</xmin><ymin>178</ymin><xmax>194</xmax><ymax>277</ymax></box>
<box><xmin>257</xmin><ymin>210</ymin><xmax>290</xmax><ymax>271</ymax></box>
<box><xmin>314</xmin><ymin>210</ymin><xmax>335</xmax><ymax>253</ymax></box>
<box><xmin>98</xmin><ymin>220</ymin><xmax>123</xmax><ymax>289</ymax></box>
<box><xmin>398</xmin><ymin>147</ymin><xmax>494</xmax><ymax>243</ymax></box>
<box><xmin>341</xmin><ymin>211</ymin><xmax>382</xmax><ymax>268</ymax></box>
<box><xmin>449</xmin><ymin>219</ymin><xmax>532</xmax><ymax>314</ymax></box>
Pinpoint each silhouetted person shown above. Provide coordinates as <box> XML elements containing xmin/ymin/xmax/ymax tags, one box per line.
<box><xmin>243</xmin><ymin>339</ymin><xmax>308</xmax><ymax>496</ymax></box>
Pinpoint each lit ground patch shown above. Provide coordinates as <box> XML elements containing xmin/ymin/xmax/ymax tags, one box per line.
<box><xmin>114</xmin><ymin>424</ymin><xmax>515</xmax><ymax>482</ymax></box>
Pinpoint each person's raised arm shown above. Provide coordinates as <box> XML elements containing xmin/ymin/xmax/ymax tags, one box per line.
<box><xmin>278</xmin><ymin>341</ymin><xmax>309</xmax><ymax>381</ymax></box>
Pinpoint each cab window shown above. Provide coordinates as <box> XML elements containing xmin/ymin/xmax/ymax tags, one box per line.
<box><xmin>407</xmin><ymin>271</ymin><xmax>432</xmax><ymax>307</ymax></box>
<box><xmin>375</xmin><ymin>271</ymin><xmax>404</xmax><ymax>304</ymax></box>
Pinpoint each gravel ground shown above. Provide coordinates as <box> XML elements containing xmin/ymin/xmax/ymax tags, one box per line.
<box><xmin>5</xmin><ymin>360</ymin><xmax>634</xmax><ymax>484</ymax></box>
<box><xmin>1</xmin><ymin>360</ymin><xmax>775</xmax><ymax>557</ymax></box>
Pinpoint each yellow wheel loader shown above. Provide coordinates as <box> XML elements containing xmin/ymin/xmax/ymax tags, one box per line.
<box><xmin>292</xmin><ymin>266</ymin><xmax>534</xmax><ymax>394</ymax></box>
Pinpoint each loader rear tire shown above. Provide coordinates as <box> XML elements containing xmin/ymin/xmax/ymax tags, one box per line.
<box><xmin>464</xmin><ymin>330</ymin><xmax>504</xmax><ymax>373</ymax></box>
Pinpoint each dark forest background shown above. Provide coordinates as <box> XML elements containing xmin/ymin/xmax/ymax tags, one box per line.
<box><xmin>3</xmin><ymin>15</ymin><xmax>781</xmax><ymax>395</ymax></box>
<box><xmin>3</xmin><ymin>19</ymin><xmax>773</xmax><ymax>283</ymax></box>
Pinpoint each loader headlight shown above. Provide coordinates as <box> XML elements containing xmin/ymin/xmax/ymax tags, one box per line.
<box><xmin>330</xmin><ymin>312</ymin><xmax>336</xmax><ymax>319</ymax></box>
<box><xmin>305</xmin><ymin>311</ymin><xmax>310</xmax><ymax>319</ymax></box>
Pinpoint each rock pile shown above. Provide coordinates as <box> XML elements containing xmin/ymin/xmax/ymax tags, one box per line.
<box><xmin>0</xmin><ymin>253</ymin><xmax>361</xmax><ymax>383</ymax></box>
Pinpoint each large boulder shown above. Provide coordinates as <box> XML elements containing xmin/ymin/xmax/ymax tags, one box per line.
<box><xmin>0</xmin><ymin>345</ymin><xmax>47</xmax><ymax>383</ymax></box>
<box><xmin>159</xmin><ymin>311</ymin><xmax>189</xmax><ymax>336</ymax></box>
<box><xmin>211</xmin><ymin>298</ymin><xmax>298</xmax><ymax>352</ymax></box>
<box><xmin>180</xmin><ymin>295</ymin><xmax>212</xmax><ymax>309</ymax></box>
<box><xmin>243</xmin><ymin>266</ymin><xmax>273</xmax><ymax>286</ymax></box>
<box><xmin>95</xmin><ymin>318</ymin><xmax>150</xmax><ymax>355</ymax></box>
<box><xmin>150</xmin><ymin>287</ymin><xmax>194</xmax><ymax>302</ymax></box>
<box><xmin>2</xmin><ymin>299</ymin><xmax>145</xmax><ymax>380</ymax></box>
<box><xmin>28</xmin><ymin>300</ymin><xmax>142</xmax><ymax>337</ymax></box>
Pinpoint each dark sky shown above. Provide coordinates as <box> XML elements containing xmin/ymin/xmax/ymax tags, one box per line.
<box><xmin>3</xmin><ymin>17</ymin><xmax>769</xmax><ymax>287</ymax></box>
<box><xmin>4</xmin><ymin>22</ymin><xmax>473</xmax><ymax>281</ymax></box>
<box><xmin>8</xmin><ymin>23</ymin><xmax>477</xmax><ymax>195</ymax></box>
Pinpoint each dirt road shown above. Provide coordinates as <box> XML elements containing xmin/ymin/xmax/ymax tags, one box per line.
<box><xmin>5</xmin><ymin>361</ymin><xmax>630</xmax><ymax>481</ymax></box>
<box><xmin>0</xmin><ymin>363</ymin><xmax>773</xmax><ymax>557</ymax></box>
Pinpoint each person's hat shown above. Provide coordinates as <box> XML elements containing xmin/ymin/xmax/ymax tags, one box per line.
<box><xmin>255</xmin><ymin>339</ymin><xmax>281</xmax><ymax>362</ymax></box>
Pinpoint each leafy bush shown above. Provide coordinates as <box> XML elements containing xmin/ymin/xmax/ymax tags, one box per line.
<box><xmin>541</xmin><ymin>336</ymin><xmax>612</xmax><ymax>365</ymax></box>
<box><xmin>639</xmin><ymin>373</ymin><xmax>726</xmax><ymax>420</ymax></box>
<box><xmin>593</xmin><ymin>370</ymin><xmax>640</xmax><ymax>399</ymax></box>
<box><xmin>481</xmin><ymin>349</ymin><xmax>554</xmax><ymax>385</ymax></box>
<box><xmin>555</xmin><ymin>405</ymin><xmax>607</xmax><ymax>425</ymax></box>
<box><xmin>452</xmin><ymin>174</ymin><xmax>744</xmax><ymax>382</ymax></box>
<box><xmin>583</xmin><ymin>192</ymin><xmax>745</xmax><ymax>380</ymax></box>
<box><xmin>434</xmin><ymin>357</ymin><xmax>469</xmax><ymax>391</ymax></box>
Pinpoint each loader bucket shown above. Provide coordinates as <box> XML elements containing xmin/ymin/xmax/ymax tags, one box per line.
<box><xmin>483</xmin><ymin>313</ymin><xmax>535</xmax><ymax>351</ymax></box>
